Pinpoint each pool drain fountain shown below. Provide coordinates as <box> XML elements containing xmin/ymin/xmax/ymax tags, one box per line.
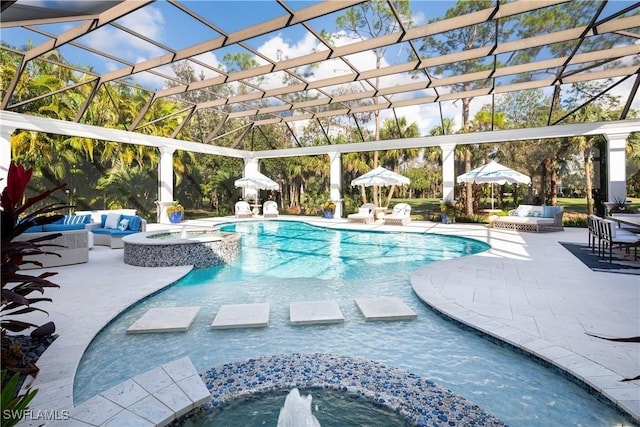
<box><xmin>277</xmin><ymin>388</ymin><xmax>321</xmax><ymax>427</ymax></box>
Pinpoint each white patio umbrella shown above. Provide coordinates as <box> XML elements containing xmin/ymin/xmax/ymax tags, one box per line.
<box><xmin>351</xmin><ymin>166</ymin><xmax>410</xmax><ymax>187</ymax></box>
<box><xmin>351</xmin><ymin>166</ymin><xmax>410</xmax><ymax>206</ymax></box>
<box><xmin>234</xmin><ymin>172</ymin><xmax>280</xmax><ymax>191</ymax></box>
<box><xmin>456</xmin><ymin>160</ymin><xmax>531</xmax><ymax>209</ymax></box>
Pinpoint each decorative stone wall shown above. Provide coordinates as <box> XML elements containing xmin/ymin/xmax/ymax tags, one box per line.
<box><xmin>175</xmin><ymin>353</ymin><xmax>505</xmax><ymax>426</ymax></box>
<box><xmin>123</xmin><ymin>231</ymin><xmax>241</xmax><ymax>268</ymax></box>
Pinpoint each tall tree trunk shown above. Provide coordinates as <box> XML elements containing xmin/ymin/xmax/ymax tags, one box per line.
<box><xmin>540</xmin><ymin>158</ymin><xmax>550</xmax><ymax>204</ymax></box>
<box><xmin>384</xmin><ymin>164</ymin><xmax>400</xmax><ymax>207</ymax></box>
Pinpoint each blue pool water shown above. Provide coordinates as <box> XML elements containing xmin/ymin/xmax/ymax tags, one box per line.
<box><xmin>75</xmin><ymin>221</ymin><xmax>634</xmax><ymax>426</ymax></box>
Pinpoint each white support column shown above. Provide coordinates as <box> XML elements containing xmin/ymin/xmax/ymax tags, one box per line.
<box><xmin>440</xmin><ymin>143</ymin><xmax>456</xmax><ymax>202</ymax></box>
<box><xmin>328</xmin><ymin>151</ymin><xmax>343</xmax><ymax>218</ymax></box>
<box><xmin>0</xmin><ymin>125</ymin><xmax>17</xmax><ymax>192</ymax></box>
<box><xmin>156</xmin><ymin>146</ymin><xmax>175</xmax><ymax>224</ymax></box>
<box><xmin>604</xmin><ymin>132</ymin><xmax>629</xmax><ymax>203</ymax></box>
<box><xmin>243</xmin><ymin>158</ymin><xmax>260</xmax><ymax>203</ymax></box>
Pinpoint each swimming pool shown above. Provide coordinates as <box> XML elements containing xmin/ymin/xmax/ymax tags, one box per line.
<box><xmin>75</xmin><ymin>220</ymin><xmax>634</xmax><ymax>425</ymax></box>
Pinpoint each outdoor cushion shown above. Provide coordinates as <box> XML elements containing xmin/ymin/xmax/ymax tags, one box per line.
<box><xmin>96</xmin><ymin>229</ymin><xmax>137</xmax><ymax>237</ymax></box>
<box><xmin>104</xmin><ymin>213</ymin><xmax>121</xmax><ymax>229</ymax></box>
<box><xmin>121</xmin><ymin>215</ymin><xmax>142</xmax><ymax>231</ymax></box>
<box><xmin>542</xmin><ymin>205</ymin><xmax>554</xmax><ymax>218</ymax></box>
<box><xmin>604</xmin><ymin>220</ymin><xmax>616</xmax><ymax>238</ymax></box>
<box><xmin>63</xmin><ymin>214</ymin><xmax>91</xmax><ymax>225</ymax></box>
<box><xmin>358</xmin><ymin>207</ymin><xmax>370</xmax><ymax>215</ymax></box>
<box><xmin>24</xmin><ymin>225</ymin><xmax>44</xmax><ymax>233</ymax></box>
<box><xmin>514</xmin><ymin>205</ymin><xmax>530</xmax><ymax>217</ymax></box>
<box><xmin>42</xmin><ymin>223</ymin><xmax>85</xmax><ymax>232</ymax></box>
<box><xmin>118</xmin><ymin>218</ymin><xmax>130</xmax><ymax>231</ymax></box>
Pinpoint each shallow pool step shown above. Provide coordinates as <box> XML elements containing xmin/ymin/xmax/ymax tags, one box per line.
<box><xmin>128</xmin><ymin>297</ymin><xmax>416</xmax><ymax>334</ymax></box>
<box><xmin>127</xmin><ymin>307</ymin><xmax>201</xmax><ymax>333</ymax></box>
<box><xmin>54</xmin><ymin>357</ymin><xmax>210</xmax><ymax>427</ymax></box>
<box><xmin>210</xmin><ymin>302</ymin><xmax>270</xmax><ymax>329</ymax></box>
<box><xmin>355</xmin><ymin>297</ymin><xmax>417</xmax><ymax>321</ymax></box>
<box><xmin>290</xmin><ymin>300</ymin><xmax>344</xmax><ymax>325</ymax></box>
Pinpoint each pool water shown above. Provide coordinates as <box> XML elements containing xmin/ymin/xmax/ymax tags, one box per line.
<box><xmin>75</xmin><ymin>221</ymin><xmax>634</xmax><ymax>426</ymax></box>
<box><xmin>183</xmin><ymin>388</ymin><xmax>409</xmax><ymax>427</ymax></box>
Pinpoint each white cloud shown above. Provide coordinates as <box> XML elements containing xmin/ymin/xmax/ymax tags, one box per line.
<box><xmin>118</xmin><ymin>6</ymin><xmax>165</xmax><ymax>40</ymax></box>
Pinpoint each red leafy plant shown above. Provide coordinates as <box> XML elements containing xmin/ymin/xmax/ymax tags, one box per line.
<box><xmin>1</xmin><ymin>163</ymin><xmax>68</xmax><ymax>376</ymax></box>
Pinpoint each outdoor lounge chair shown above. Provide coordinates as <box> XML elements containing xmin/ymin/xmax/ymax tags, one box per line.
<box><xmin>263</xmin><ymin>200</ymin><xmax>279</xmax><ymax>219</ymax></box>
<box><xmin>235</xmin><ymin>201</ymin><xmax>254</xmax><ymax>219</ymax></box>
<box><xmin>384</xmin><ymin>203</ymin><xmax>412</xmax><ymax>226</ymax></box>
<box><xmin>347</xmin><ymin>203</ymin><xmax>375</xmax><ymax>224</ymax></box>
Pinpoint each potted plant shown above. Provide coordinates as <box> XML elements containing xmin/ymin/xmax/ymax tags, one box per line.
<box><xmin>167</xmin><ymin>201</ymin><xmax>184</xmax><ymax>223</ymax></box>
<box><xmin>606</xmin><ymin>196</ymin><xmax>631</xmax><ymax>214</ymax></box>
<box><xmin>440</xmin><ymin>199</ymin><xmax>456</xmax><ymax>224</ymax></box>
<box><xmin>323</xmin><ymin>200</ymin><xmax>336</xmax><ymax>219</ymax></box>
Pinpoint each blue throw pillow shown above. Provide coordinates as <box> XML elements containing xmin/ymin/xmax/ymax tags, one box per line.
<box><xmin>122</xmin><ymin>215</ymin><xmax>142</xmax><ymax>231</ymax></box>
<box><xmin>101</xmin><ymin>214</ymin><xmax>107</xmax><ymax>228</ymax></box>
<box><xmin>542</xmin><ymin>205</ymin><xmax>553</xmax><ymax>218</ymax></box>
<box><xmin>63</xmin><ymin>214</ymin><xmax>90</xmax><ymax>225</ymax></box>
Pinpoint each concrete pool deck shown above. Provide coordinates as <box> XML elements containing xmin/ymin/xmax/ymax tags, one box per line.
<box><xmin>15</xmin><ymin>216</ymin><xmax>639</xmax><ymax>425</ymax></box>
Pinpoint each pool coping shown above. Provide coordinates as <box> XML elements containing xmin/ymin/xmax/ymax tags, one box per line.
<box><xmin>15</xmin><ymin>216</ymin><xmax>640</xmax><ymax>425</ymax></box>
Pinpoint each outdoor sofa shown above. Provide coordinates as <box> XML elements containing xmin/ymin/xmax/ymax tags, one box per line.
<box><xmin>90</xmin><ymin>212</ymin><xmax>147</xmax><ymax>249</ymax></box>
<box><xmin>491</xmin><ymin>205</ymin><xmax>564</xmax><ymax>232</ymax></box>
<box><xmin>17</xmin><ymin>213</ymin><xmax>94</xmax><ymax>269</ymax></box>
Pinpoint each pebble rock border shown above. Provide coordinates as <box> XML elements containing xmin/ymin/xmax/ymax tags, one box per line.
<box><xmin>124</xmin><ymin>230</ymin><xmax>241</xmax><ymax>268</ymax></box>
<box><xmin>174</xmin><ymin>353</ymin><xmax>506</xmax><ymax>426</ymax></box>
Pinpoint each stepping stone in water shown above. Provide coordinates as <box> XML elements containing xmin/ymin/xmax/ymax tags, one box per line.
<box><xmin>355</xmin><ymin>297</ymin><xmax>417</xmax><ymax>321</ymax></box>
<box><xmin>210</xmin><ymin>302</ymin><xmax>270</xmax><ymax>329</ymax></box>
<box><xmin>289</xmin><ymin>300</ymin><xmax>344</xmax><ymax>325</ymax></box>
<box><xmin>127</xmin><ymin>307</ymin><xmax>201</xmax><ymax>333</ymax></box>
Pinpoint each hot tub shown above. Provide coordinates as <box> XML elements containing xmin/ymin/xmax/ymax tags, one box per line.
<box><xmin>123</xmin><ymin>228</ymin><xmax>241</xmax><ymax>268</ymax></box>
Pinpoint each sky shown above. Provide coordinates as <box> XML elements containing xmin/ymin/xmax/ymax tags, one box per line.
<box><xmin>2</xmin><ymin>0</ymin><xmax>639</xmax><ymax>137</ymax></box>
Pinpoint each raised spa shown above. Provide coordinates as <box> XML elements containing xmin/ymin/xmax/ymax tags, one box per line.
<box><xmin>123</xmin><ymin>228</ymin><xmax>241</xmax><ymax>268</ymax></box>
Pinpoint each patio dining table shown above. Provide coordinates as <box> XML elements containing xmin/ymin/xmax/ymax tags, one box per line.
<box><xmin>606</xmin><ymin>214</ymin><xmax>640</xmax><ymax>235</ymax></box>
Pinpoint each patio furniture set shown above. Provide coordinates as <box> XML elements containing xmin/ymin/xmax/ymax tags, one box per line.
<box><xmin>347</xmin><ymin>202</ymin><xmax>412</xmax><ymax>226</ymax></box>
<box><xmin>16</xmin><ymin>210</ymin><xmax>147</xmax><ymax>268</ymax></box>
<box><xmin>588</xmin><ymin>214</ymin><xmax>640</xmax><ymax>263</ymax></box>
<box><xmin>235</xmin><ymin>200</ymin><xmax>280</xmax><ymax>219</ymax></box>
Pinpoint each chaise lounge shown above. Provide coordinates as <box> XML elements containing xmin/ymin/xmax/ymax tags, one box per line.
<box><xmin>235</xmin><ymin>201</ymin><xmax>254</xmax><ymax>219</ymax></box>
<box><xmin>492</xmin><ymin>205</ymin><xmax>564</xmax><ymax>232</ymax></box>
<box><xmin>263</xmin><ymin>200</ymin><xmax>279</xmax><ymax>219</ymax></box>
<box><xmin>347</xmin><ymin>203</ymin><xmax>375</xmax><ymax>224</ymax></box>
<box><xmin>384</xmin><ymin>203</ymin><xmax>412</xmax><ymax>226</ymax></box>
